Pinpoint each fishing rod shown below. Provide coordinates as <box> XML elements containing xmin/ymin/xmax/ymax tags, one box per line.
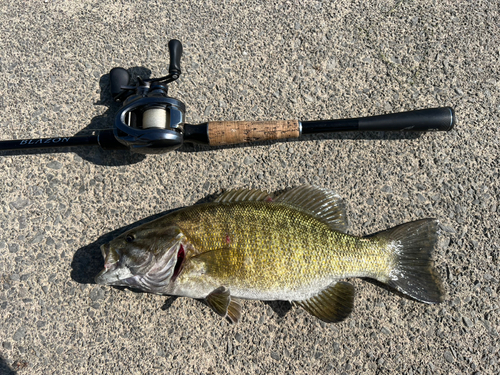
<box><xmin>0</xmin><ymin>40</ymin><xmax>455</xmax><ymax>155</ymax></box>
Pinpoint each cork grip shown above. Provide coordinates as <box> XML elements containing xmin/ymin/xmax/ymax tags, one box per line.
<box><xmin>208</xmin><ymin>119</ymin><xmax>300</xmax><ymax>146</ymax></box>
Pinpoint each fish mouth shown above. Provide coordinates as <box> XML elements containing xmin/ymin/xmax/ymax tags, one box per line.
<box><xmin>95</xmin><ymin>244</ymin><xmax>111</xmax><ymax>282</ymax></box>
<box><xmin>100</xmin><ymin>242</ymin><xmax>109</xmax><ymax>260</ymax></box>
<box><xmin>94</xmin><ymin>241</ymin><xmax>185</xmax><ymax>293</ymax></box>
<box><xmin>94</xmin><ymin>243</ymin><xmax>132</xmax><ymax>286</ymax></box>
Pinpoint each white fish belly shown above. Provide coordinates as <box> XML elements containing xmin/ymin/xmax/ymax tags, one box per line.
<box><xmin>228</xmin><ymin>277</ymin><xmax>338</xmax><ymax>302</ymax></box>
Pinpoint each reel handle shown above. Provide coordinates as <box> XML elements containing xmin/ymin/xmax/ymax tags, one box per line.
<box><xmin>168</xmin><ymin>39</ymin><xmax>183</xmax><ymax>76</ymax></box>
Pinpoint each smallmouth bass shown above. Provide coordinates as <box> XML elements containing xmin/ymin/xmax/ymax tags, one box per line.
<box><xmin>95</xmin><ymin>185</ymin><xmax>444</xmax><ymax>323</ymax></box>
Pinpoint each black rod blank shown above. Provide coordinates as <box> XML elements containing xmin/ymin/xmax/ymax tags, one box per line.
<box><xmin>0</xmin><ymin>135</ymin><xmax>100</xmax><ymax>151</ymax></box>
<box><xmin>0</xmin><ymin>129</ymin><xmax>128</xmax><ymax>152</ymax></box>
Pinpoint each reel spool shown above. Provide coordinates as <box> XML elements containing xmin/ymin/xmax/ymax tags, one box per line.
<box><xmin>142</xmin><ymin>108</ymin><xmax>168</xmax><ymax>129</ymax></box>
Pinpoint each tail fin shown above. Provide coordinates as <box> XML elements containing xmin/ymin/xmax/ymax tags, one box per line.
<box><xmin>368</xmin><ymin>219</ymin><xmax>444</xmax><ymax>304</ymax></box>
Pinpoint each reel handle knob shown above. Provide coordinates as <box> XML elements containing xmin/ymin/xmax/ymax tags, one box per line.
<box><xmin>168</xmin><ymin>39</ymin><xmax>183</xmax><ymax>76</ymax></box>
<box><xmin>110</xmin><ymin>67</ymin><xmax>130</xmax><ymax>101</ymax></box>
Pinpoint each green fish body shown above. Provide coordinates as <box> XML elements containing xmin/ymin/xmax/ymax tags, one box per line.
<box><xmin>96</xmin><ymin>186</ymin><xmax>444</xmax><ymax>323</ymax></box>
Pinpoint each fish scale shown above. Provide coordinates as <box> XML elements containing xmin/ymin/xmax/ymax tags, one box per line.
<box><xmin>172</xmin><ymin>201</ymin><xmax>390</xmax><ymax>299</ymax></box>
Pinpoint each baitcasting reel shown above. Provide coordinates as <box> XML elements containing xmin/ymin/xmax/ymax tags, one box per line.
<box><xmin>110</xmin><ymin>40</ymin><xmax>186</xmax><ymax>154</ymax></box>
<box><xmin>0</xmin><ymin>39</ymin><xmax>456</xmax><ymax>155</ymax></box>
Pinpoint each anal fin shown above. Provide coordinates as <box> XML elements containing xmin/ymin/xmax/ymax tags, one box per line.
<box><xmin>205</xmin><ymin>286</ymin><xmax>242</xmax><ymax>324</ymax></box>
<box><xmin>294</xmin><ymin>282</ymin><xmax>354</xmax><ymax>323</ymax></box>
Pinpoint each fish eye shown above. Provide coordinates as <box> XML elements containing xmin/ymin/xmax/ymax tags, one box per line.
<box><xmin>125</xmin><ymin>234</ymin><xmax>135</xmax><ymax>243</ymax></box>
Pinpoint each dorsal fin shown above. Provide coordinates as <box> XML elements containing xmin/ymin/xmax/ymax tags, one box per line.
<box><xmin>274</xmin><ymin>185</ymin><xmax>348</xmax><ymax>233</ymax></box>
<box><xmin>214</xmin><ymin>188</ymin><xmax>272</xmax><ymax>203</ymax></box>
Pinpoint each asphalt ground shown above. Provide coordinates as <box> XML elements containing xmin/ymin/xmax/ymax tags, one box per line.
<box><xmin>0</xmin><ymin>1</ymin><xmax>499</xmax><ymax>374</ymax></box>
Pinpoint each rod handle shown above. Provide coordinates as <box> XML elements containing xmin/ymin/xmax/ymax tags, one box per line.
<box><xmin>358</xmin><ymin>107</ymin><xmax>455</xmax><ymax>132</ymax></box>
<box><xmin>207</xmin><ymin>120</ymin><xmax>300</xmax><ymax>146</ymax></box>
<box><xmin>301</xmin><ymin>107</ymin><xmax>456</xmax><ymax>134</ymax></box>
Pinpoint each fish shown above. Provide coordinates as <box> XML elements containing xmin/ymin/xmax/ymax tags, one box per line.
<box><xmin>95</xmin><ymin>185</ymin><xmax>444</xmax><ymax>323</ymax></box>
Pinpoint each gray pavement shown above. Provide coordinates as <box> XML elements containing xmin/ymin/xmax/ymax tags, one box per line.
<box><xmin>0</xmin><ymin>1</ymin><xmax>499</xmax><ymax>374</ymax></box>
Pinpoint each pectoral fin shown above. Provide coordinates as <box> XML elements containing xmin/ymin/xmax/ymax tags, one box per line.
<box><xmin>227</xmin><ymin>298</ymin><xmax>242</xmax><ymax>324</ymax></box>
<box><xmin>294</xmin><ymin>282</ymin><xmax>355</xmax><ymax>323</ymax></box>
<box><xmin>205</xmin><ymin>286</ymin><xmax>242</xmax><ymax>324</ymax></box>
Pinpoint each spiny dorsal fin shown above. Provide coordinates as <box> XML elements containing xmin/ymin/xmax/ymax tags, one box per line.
<box><xmin>275</xmin><ymin>185</ymin><xmax>348</xmax><ymax>233</ymax></box>
<box><xmin>205</xmin><ymin>286</ymin><xmax>242</xmax><ymax>323</ymax></box>
<box><xmin>214</xmin><ymin>188</ymin><xmax>272</xmax><ymax>203</ymax></box>
<box><xmin>294</xmin><ymin>281</ymin><xmax>354</xmax><ymax>323</ymax></box>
